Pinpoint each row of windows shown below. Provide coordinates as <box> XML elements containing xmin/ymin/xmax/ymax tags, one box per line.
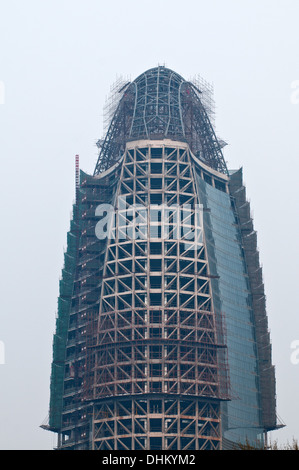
<box><xmin>128</xmin><ymin>146</ymin><xmax>186</xmax><ymax>160</ymax></box>
<box><xmin>105</xmin><ymin>259</ymin><xmax>207</xmax><ymax>274</ymax></box>
<box><xmin>195</xmin><ymin>168</ymin><xmax>227</xmax><ymax>194</ymax></box>
<box><xmin>95</xmin><ymin>418</ymin><xmax>214</xmax><ymax>435</ymax></box>
<box><xmin>108</xmin><ymin>240</ymin><xmax>204</xmax><ymax>255</ymax></box>
<box><xmin>105</xmin><ymin>277</ymin><xmax>200</xmax><ymax>292</ymax></box>
<box><xmin>96</xmin><ymin>436</ymin><xmax>217</xmax><ymax>451</ymax></box>
<box><xmin>103</xmin><ymin>292</ymin><xmax>208</xmax><ymax>307</ymax></box>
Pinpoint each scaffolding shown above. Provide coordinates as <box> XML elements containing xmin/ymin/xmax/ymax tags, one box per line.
<box><xmin>190</xmin><ymin>74</ymin><xmax>215</xmax><ymax>126</ymax></box>
<box><xmin>103</xmin><ymin>76</ymin><xmax>131</xmax><ymax>133</ymax></box>
<box><xmin>48</xmin><ymin>206</ymin><xmax>78</xmax><ymax>431</ymax></box>
<box><xmin>94</xmin><ymin>66</ymin><xmax>227</xmax><ymax>176</ymax></box>
<box><xmin>229</xmin><ymin>168</ymin><xmax>279</xmax><ymax>434</ymax></box>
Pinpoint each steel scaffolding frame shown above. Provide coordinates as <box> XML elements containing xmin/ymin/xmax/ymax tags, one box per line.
<box><xmin>94</xmin><ymin>67</ymin><xmax>227</xmax><ymax>176</ymax></box>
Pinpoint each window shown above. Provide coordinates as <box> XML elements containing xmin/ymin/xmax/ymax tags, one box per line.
<box><xmin>203</xmin><ymin>173</ymin><xmax>212</xmax><ymax>185</ymax></box>
<box><xmin>150</xmin><ymin>259</ymin><xmax>162</xmax><ymax>272</ymax></box>
<box><xmin>151</xmin><ymin>148</ymin><xmax>162</xmax><ymax>158</ymax></box>
<box><xmin>151</xmin><ymin>162</ymin><xmax>162</xmax><ymax>174</ymax></box>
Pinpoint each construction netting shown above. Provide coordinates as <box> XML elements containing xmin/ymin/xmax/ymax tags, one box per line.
<box><xmin>49</xmin><ymin>208</ymin><xmax>78</xmax><ymax>430</ymax></box>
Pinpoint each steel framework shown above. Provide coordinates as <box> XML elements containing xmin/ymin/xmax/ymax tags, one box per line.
<box><xmin>46</xmin><ymin>66</ymin><xmax>280</xmax><ymax>450</ymax></box>
<box><xmin>94</xmin><ymin>67</ymin><xmax>228</xmax><ymax>176</ymax></box>
<box><xmin>53</xmin><ymin>141</ymin><xmax>229</xmax><ymax>450</ymax></box>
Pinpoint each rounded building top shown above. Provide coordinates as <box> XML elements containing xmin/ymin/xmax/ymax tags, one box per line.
<box><xmin>129</xmin><ymin>66</ymin><xmax>186</xmax><ymax>141</ymax></box>
<box><xmin>94</xmin><ymin>66</ymin><xmax>228</xmax><ymax>176</ymax></box>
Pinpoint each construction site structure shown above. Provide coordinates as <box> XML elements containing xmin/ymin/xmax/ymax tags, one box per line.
<box><xmin>43</xmin><ymin>66</ymin><xmax>283</xmax><ymax>450</ymax></box>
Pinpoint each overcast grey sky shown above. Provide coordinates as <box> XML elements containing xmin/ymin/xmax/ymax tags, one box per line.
<box><xmin>0</xmin><ymin>0</ymin><xmax>298</xmax><ymax>450</ymax></box>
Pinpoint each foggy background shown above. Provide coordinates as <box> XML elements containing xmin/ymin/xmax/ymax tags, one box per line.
<box><xmin>0</xmin><ymin>0</ymin><xmax>298</xmax><ymax>449</ymax></box>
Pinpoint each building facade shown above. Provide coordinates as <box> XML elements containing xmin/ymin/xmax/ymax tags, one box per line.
<box><xmin>45</xmin><ymin>67</ymin><xmax>280</xmax><ymax>450</ymax></box>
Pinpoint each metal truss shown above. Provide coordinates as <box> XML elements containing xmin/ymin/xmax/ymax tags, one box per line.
<box><xmin>92</xmin><ymin>396</ymin><xmax>221</xmax><ymax>450</ymax></box>
<box><xmin>94</xmin><ymin>67</ymin><xmax>227</xmax><ymax>176</ymax></box>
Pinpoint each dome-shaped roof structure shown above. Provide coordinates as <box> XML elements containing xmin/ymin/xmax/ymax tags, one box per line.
<box><xmin>94</xmin><ymin>66</ymin><xmax>227</xmax><ymax>175</ymax></box>
<box><xmin>129</xmin><ymin>66</ymin><xmax>185</xmax><ymax>140</ymax></box>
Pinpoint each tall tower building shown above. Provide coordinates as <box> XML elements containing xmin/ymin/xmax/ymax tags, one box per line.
<box><xmin>44</xmin><ymin>66</ymin><xmax>282</xmax><ymax>450</ymax></box>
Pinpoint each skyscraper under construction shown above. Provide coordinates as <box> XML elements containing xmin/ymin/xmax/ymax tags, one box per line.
<box><xmin>44</xmin><ymin>66</ymin><xmax>282</xmax><ymax>450</ymax></box>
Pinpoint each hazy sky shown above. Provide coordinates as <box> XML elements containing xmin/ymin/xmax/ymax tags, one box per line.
<box><xmin>0</xmin><ymin>0</ymin><xmax>298</xmax><ymax>450</ymax></box>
